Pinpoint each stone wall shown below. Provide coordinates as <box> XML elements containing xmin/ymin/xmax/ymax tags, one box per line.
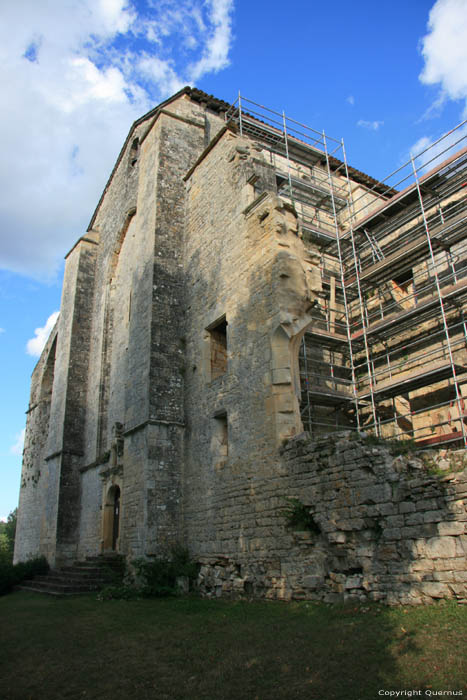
<box><xmin>197</xmin><ymin>433</ymin><xmax>467</xmax><ymax>605</ymax></box>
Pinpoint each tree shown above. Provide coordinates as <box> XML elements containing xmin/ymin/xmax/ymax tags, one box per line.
<box><xmin>0</xmin><ymin>509</ymin><xmax>17</xmax><ymax>561</ymax></box>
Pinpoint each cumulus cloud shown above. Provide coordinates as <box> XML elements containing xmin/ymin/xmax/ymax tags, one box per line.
<box><xmin>420</xmin><ymin>0</ymin><xmax>467</xmax><ymax>106</ymax></box>
<box><xmin>357</xmin><ymin>119</ymin><xmax>384</xmax><ymax>131</ymax></box>
<box><xmin>10</xmin><ymin>429</ymin><xmax>25</xmax><ymax>457</ymax></box>
<box><xmin>346</xmin><ymin>95</ymin><xmax>355</xmax><ymax>106</ymax></box>
<box><xmin>0</xmin><ymin>0</ymin><xmax>235</xmax><ymax>280</ymax></box>
<box><xmin>188</xmin><ymin>0</ymin><xmax>234</xmax><ymax>81</ymax></box>
<box><xmin>411</xmin><ymin>0</ymin><xmax>467</xmax><ymax>167</ymax></box>
<box><xmin>26</xmin><ymin>311</ymin><xmax>60</xmax><ymax>357</ymax></box>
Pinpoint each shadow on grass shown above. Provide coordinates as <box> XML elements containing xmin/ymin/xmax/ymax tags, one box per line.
<box><xmin>0</xmin><ymin>593</ymin><xmax>466</xmax><ymax>700</ymax></box>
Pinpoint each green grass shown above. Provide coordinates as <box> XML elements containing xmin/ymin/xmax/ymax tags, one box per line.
<box><xmin>0</xmin><ymin>593</ymin><xmax>466</xmax><ymax>700</ymax></box>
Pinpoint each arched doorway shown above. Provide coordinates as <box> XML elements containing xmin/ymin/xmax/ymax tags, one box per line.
<box><xmin>102</xmin><ymin>484</ymin><xmax>121</xmax><ymax>551</ymax></box>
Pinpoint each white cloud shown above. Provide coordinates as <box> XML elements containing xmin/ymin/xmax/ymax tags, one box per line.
<box><xmin>10</xmin><ymin>429</ymin><xmax>25</xmax><ymax>457</ymax></box>
<box><xmin>346</xmin><ymin>95</ymin><xmax>355</xmax><ymax>106</ymax></box>
<box><xmin>0</xmin><ymin>1</ymin><xmax>235</xmax><ymax>281</ymax></box>
<box><xmin>412</xmin><ymin>0</ymin><xmax>467</xmax><ymax>167</ymax></box>
<box><xmin>357</xmin><ymin>119</ymin><xmax>384</xmax><ymax>131</ymax></box>
<box><xmin>420</xmin><ymin>0</ymin><xmax>467</xmax><ymax>103</ymax></box>
<box><xmin>188</xmin><ymin>0</ymin><xmax>234</xmax><ymax>81</ymax></box>
<box><xmin>410</xmin><ymin>122</ymin><xmax>467</xmax><ymax>171</ymax></box>
<box><xmin>26</xmin><ymin>311</ymin><xmax>60</xmax><ymax>357</ymax></box>
<box><xmin>0</xmin><ymin>328</ymin><xmax>4</xmax><ymax>334</ymax></box>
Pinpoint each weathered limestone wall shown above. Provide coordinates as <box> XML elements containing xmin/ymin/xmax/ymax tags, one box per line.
<box><xmin>183</xmin><ymin>127</ymin><xmax>323</xmax><ymax>561</ymax></box>
<box><xmin>76</xmin><ymin>95</ymin><xmax>219</xmax><ymax>560</ymax></box>
<box><xmin>15</xmin><ymin>232</ymin><xmax>99</xmax><ymax>566</ymax></box>
<box><xmin>197</xmin><ymin>433</ymin><xmax>467</xmax><ymax>605</ymax></box>
<box><xmin>14</xmin><ymin>327</ymin><xmax>58</xmax><ymax>562</ymax></box>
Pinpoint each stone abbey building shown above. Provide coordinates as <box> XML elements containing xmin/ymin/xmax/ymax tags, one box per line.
<box><xmin>15</xmin><ymin>88</ymin><xmax>467</xmax><ymax>604</ymax></box>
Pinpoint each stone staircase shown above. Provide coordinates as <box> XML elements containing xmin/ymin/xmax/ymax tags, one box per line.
<box><xmin>19</xmin><ymin>553</ymin><xmax>125</xmax><ymax>596</ymax></box>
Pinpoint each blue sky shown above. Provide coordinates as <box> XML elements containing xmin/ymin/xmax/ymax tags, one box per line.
<box><xmin>1</xmin><ymin>0</ymin><xmax>466</xmax><ymax>518</ymax></box>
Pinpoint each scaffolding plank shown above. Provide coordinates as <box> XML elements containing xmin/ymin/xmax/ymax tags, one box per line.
<box><xmin>358</xmin><ymin>361</ymin><xmax>467</xmax><ymax>401</ymax></box>
<box><xmin>357</xmin><ymin>234</ymin><xmax>428</xmax><ymax>285</ymax></box>
<box><xmin>352</xmin><ymin>208</ymin><xmax>467</xmax><ymax>287</ymax></box>
<box><xmin>352</xmin><ymin>147</ymin><xmax>467</xmax><ymax>233</ymax></box>
<box><xmin>303</xmin><ymin>327</ymin><xmax>348</xmax><ymax>346</ymax></box>
<box><xmin>276</xmin><ymin>174</ymin><xmax>347</xmax><ymax>210</ymax></box>
<box><xmin>304</xmin><ymin>387</ymin><xmax>354</xmax><ymax>406</ymax></box>
<box><xmin>351</xmin><ymin>278</ymin><xmax>467</xmax><ymax>341</ymax></box>
<box><xmin>416</xmin><ymin>431</ymin><xmax>464</xmax><ymax>448</ymax></box>
<box><xmin>431</xmin><ymin>209</ymin><xmax>467</xmax><ymax>246</ymax></box>
<box><xmin>301</xmin><ymin>221</ymin><xmax>336</xmax><ymax>245</ymax></box>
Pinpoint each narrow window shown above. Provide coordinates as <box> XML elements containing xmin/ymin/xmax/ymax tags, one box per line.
<box><xmin>129</xmin><ymin>138</ymin><xmax>139</xmax><ymax>167</ymax></box>
<box><xmin>213</xmin><ymin>411</ymin><xmax>228</xmax><ymax>459</ymax></box>
<box><xmin>208</xmin><ymin>316</ymin><xmax>227</xmax><ymax>379</ymax></box>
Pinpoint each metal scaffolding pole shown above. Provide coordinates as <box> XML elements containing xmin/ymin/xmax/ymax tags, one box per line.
<box><xmin>322</xmin><ymin>131</ymin><xmax>361</xmax><ymax>432</ymax></box>
<box><xmin>282</xmin><ymin>111</ymin><xmax>295</xmax><ymax>208</ymax></box>
<box><xmin>340</xmin><ymin>139</ymin><xmax>380</xmax><ymax>435</ymax></box>
<box><xmin>238</xmin><ymin>91</ymin><xmax>243</xmax><ymax>136</ymax></box>
<box><xmin>411</xmin><ymin>155</ymin><xmax>467</xmax><ymax>448</ymax></box>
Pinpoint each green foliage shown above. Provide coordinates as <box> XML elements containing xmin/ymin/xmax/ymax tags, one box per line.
<box><xmin>360</xmin><ymin>434</ymin><xmax>416</xmax><ymax>455</ymax></box>
<box><xmin>282</xmin><ymin>498</ymin><xmax>321</xmax><ymax>534</ymax></box>
<box><xmin>0</xmin><ymin>555</ymin><xmax>49</xmax><ymax>596</ymax></box>
<box><xmin>0</xmin><ymin>509</ymin><xmax>17</xmax><ymax>562</ymax></box>
<box><xmin>99</xmin><ymin>546</ymin><xmax>198</xmax><ymax>600</ymax></box>
<box><xmin>133</xmin><ymin>545</ymin><xmax>198</xmax><ymax>597</ymax></box>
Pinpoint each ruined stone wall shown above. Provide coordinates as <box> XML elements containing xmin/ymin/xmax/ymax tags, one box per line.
<box><xmin>197</xmin><ymin>432</ymin><xmax>467</xmax><ymax>605</ymax></box>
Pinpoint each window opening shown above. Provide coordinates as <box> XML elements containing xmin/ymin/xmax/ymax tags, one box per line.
<box><xmin>213</xmin><ymin>412</ymin><xmax>228</xmax><ymax>459</ymax></box>
<box><xmin>208</xmin><ymin>316</ymin><xmax>227</xmax><ymax>379</ymax></box>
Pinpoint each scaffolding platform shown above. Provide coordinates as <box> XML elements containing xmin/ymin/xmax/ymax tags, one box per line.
<box><xmin>303</xmin><ymin>387</ymin><xmax>355</xmax><ymax>406</ymax></box>
<box><xmin>351</xmin><ymin>147</ymin><xmax>467</xmax><ymax>234</ymax></box>
<box><xmin>351</xmin><ymin>278</ymin><xmax>467</xmax><ymax>341</ymax></box>
<box><xmin>416</xmin><ymin>431</ymin><xmax>465</xmax><ymax>448</ymax></box>
<box><xmin>303</xmin><ymin>326</ymin><xmax>348</xmax><ymax>346</ymax></box>
<box><xmin>301</xmin><ymin>221</ymin><xmax>336</xmax><ymax>246</ymax></box>
<box><xmin>348</xmin><ymin>208</ymin><xmax>467</xmax><ymax>288</ymax></box>
<box><xmin>358</xmin><ymin>361</ymin><xmax>467</xmax><ymax>402</ymax></box>
<box><xmin>276</xmin><ymin>173</ymin><xmax>347</xmax><ymax>212</ymax></box>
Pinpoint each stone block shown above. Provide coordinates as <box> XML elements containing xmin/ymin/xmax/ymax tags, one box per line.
<box><xmin>399</xmin><ymin>501</ymin><xmax>416</xmax><ymax>514</ymax></box>
<box><xmin>302</xmin><ymin>575</ymin><xmax>323</xmax><ymax>589</ymax></box>
<box><xmin>425</xmin><ymin>536</ymin><xmax>457</xmax><ymax>559</ymax></box>
<box><xmin>383</xmin><ymin>527</ymin><xmax>402</xmax><ymax>540</ymax></box>
<box><xmin>437</xmin><ymin>521</ymin><xmax>465</xmax><ymax>536</ymax></box>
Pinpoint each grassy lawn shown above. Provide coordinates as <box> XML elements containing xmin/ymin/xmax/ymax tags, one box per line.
<box><xmin>0</xmin><ymin>592</ymin><xmax>466</xmax><ymax>700</ymax></box>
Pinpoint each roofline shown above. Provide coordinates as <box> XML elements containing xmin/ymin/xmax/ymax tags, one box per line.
<box><xmin>87</xmin><ymin>86</ymin><xmax>231</xmax><ymax>232</ymax></box>
<box><xmin>86</xmin><ymin>86</ymin><xmax>395</xmax><ymax>233</ymax></box>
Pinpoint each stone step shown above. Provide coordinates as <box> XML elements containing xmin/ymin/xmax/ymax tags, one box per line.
<box><xmin>18</xmin><ymin>555</ymin><xmax>125</xmax><ymax>596</ymax></box>
<box><xmin>85</xmin><ymin>554</ymin><xmax>124</xmax><ymax>562</ymax></box>
<box><xmin>20</xmin><ymin>579</ymin><xmax>100</xmax><ymax>593</ymax></box>
<box><xmin>18</xmin><ymin>585</ymin><xmax>92</xmax><ymax>597</ymax></box>
<box><xmin>34</xmin><ymin>573</ymin><xmax>107</xmax><ymax>586</ymax></box>
<box><xmin>61</xmin><ymin>565</ymin><xmax>117</xmax><ymax>576</ymax></box>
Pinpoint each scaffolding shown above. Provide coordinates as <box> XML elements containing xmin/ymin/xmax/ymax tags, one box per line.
<box><xmin>225</xmin><ymin>94</ymin><xmax>467</xmax><ymax>448</ymax></box>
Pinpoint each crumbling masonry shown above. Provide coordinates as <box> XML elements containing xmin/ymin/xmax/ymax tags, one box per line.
<box><xmin>15</xmin><ymin>88</ymin><xmax>467</xmax><ymax>604</ymax></box>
